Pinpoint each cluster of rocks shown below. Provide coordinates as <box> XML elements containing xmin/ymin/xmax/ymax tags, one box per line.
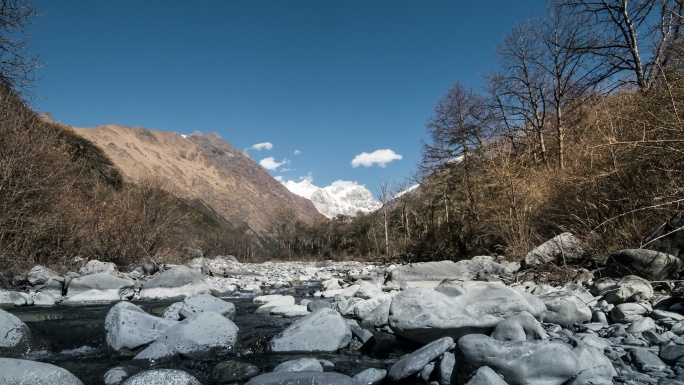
<box><xmin>1</xmin><ymin>221</ymin><xmax>684</xmax><ymax>384</ymax></box>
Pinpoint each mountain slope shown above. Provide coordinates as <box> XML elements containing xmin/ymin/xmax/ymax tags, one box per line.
<box><xmin>284</xmin><ymin>179</ymin><xmax>381</xmax><ymax>218</ymax></box>
<box><xmin>73</xmin><ymin>125</ymin><xmax>323</xmax><ymax>244</ymax></box>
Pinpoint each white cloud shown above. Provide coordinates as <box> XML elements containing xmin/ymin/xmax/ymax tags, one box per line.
<box><xmin>300</xmin><ymin>172</ymin><xmax>313</xmax><ymax>182</ymax></box>
<box><xmin>259</xmin><ymin>157</ymin><xmax>290</xmax><ymax>171</ymax></box>
<box><xmin>351</xmin><ymin>149</ymin><xmax>403</xmax><ymax>168</ymax></box>
<box><xmin>293</xmin><ymin>149</ymin><xmax>301</xmax><ymax>155</ymax></box>
<box><xmin>331</xmin><ymin>180</ymin><xmax>360</xmax><ymax>188</ymax></box>
<box><xmin>274</xmin><ymin>175</ymin><xmax>284</xmax><ymax>182</ymax></box>
<box><xmin>251</xmin><ymin>142</ymin><xmax>273</xmax><ymax>151</ymax></box>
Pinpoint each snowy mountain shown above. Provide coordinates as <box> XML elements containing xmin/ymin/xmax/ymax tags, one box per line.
<box><xmin>284</xmin><ymin>179</ymin><xmax>382</xmax><ymax>218</ymax></box>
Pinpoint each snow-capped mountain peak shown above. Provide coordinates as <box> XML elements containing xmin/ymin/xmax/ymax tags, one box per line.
<box><xmin>284</xmin><ymin>179</ymin><xmax>381</xmax><ymax>218</ymax></box>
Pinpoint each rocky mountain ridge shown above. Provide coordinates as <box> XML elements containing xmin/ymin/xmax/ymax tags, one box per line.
<box><xmin>73</xmin><ymin>125</ymin><xmax>323</xmax><ymax>245</ymax></box>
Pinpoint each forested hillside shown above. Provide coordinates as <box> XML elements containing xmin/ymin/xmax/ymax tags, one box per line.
<box><xmin>272</xmin><ymin>0</ymin><xmax>684</xmax><ymax>262</ymax></box>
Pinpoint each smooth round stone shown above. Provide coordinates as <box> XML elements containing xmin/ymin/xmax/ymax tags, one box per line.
<box><xmin>212</xmin><ymin>361</ymin><xmax>260</xmax><ymax>383</ymax></box>
<box><xmin>353</xmin><ymin>368</ymin><xmax>387</xmax><ymax>385</ymax></box>
<box><xmin>0</xmin><ymin>358</ymin><xmax>83</xmax><ymax>385</ymax></box>
<box><xmin>274</xmin><ymin>358</ymin><xmax>323</xmax><ymax>372</ymax></box>
<box><xmin>122</xmin><ymin>369</ymin><xmax>201</xmax><ymax>385</ymax></box>
<box><xmin>388</xmin><ymin>336</ymin><xmax>454</xmax><ymax>382</ymax></box>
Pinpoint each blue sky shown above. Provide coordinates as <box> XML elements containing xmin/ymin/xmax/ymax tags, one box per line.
<box><xmin>28</xmin><ymin>1</ymin><xmax>545</xmax><ymax>196</ymax></box>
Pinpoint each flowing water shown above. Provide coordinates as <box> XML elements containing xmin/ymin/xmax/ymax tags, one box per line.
<box><xmin>3</xmin><ymin>289</ymin><xmax>416</xmax><ymax>384</ymax></box>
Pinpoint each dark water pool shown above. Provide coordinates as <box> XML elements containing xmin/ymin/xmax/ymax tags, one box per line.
<box><xmin>3</xmin><ymin>294</ymin><xmax>416</xmax><ymax>384</ymax></box>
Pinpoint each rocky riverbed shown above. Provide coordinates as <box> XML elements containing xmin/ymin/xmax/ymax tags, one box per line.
<box><xmin>2</xmin><ymin>231</ymin><xmax>684</xmax><ymax>384</ymax></box>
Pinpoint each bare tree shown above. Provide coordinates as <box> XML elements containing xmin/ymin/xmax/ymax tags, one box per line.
<box><xmin>0</xmin><ymin>0</ymin><xmax>40</xmax><ymax>93</ymax></box>
<box><xmin>562</xmin><ymin>0</ymin><xmax>684</xmax><ymax>91</ymax></box>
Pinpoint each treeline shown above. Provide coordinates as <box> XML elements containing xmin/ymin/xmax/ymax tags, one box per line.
<box><xmin>0</xmin><ymin>85</ymin><xmax>262</xmax><ymax>285</ymax></box>
<box><xmin>273</xmin><ymin>0</ymin><xmax>684</xmax><ymax>262</ymax></box>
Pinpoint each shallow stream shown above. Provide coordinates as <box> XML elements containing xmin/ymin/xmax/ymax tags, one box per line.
<box><xmin>3</xmin><ymin>290</ymin><xmax>416</xmax><ymax>384</ymax></box>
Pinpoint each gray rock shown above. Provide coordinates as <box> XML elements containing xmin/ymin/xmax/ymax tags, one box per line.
<box><xmin>611</xmin><ymin>302</ymin><xmax>651</xmax><ymax>323</ymax></box>
<box><xmin>0</xmin><ymin>308</ymin><xmax>32</xmax><ymax>357</ymax></box>
<box><xmin>269</xmin><ymin>308</ymin><xmax>351</xmax><ymax>353</ymax></box>
<box><xmin>353</xmin><ymin>295</ymin><xmax>393</xmax><ymax>328</ymax></box>
<box><xmin>456</xmin><ymin>334</ymin><xmax>580</xmax><ymax>385</ymax></box>
<box><xmin>33</xmin><ymin>291</ymin><xmax>59</xmax><ymax>306</ymax></box>
<box><xmin>626</xmin><ymin>316</ymin><xmax>656</xmax><ymax>333</ymax></box>
<box><xmin>104</xmin><ymin>302</ymin><xmax>177</xmax><ymax>352</ymax></box>
<box><xmin>0</xmin><ymin>358</ymin><xmax>83</xmax><ymax>384</ymax></box>
<box><xmin>629</xmin><ymin>347</ymin><xmax>667</xmax><ymax>371</ymax></box>
<box><xmin>353</xmin><ymin>368</ymin><xmax>386</xmax><ymax>385</ymax></box>
<box><xmin>212</xmin><ymin>361</ymin><xmax>260</xmax><ymax>383</ymax></box>
<box><xmin>566</xmin><ymin>345</ymin><xmax>616</xmax><ymax>385</ymax></box>
<box><xmin>104</xmin><ymin>366</ymin><xmax>141</xmax><ymax>385</ymax></box>
<box><xmin>306</xmin><ymin>299</ymin><xmax>330</xmax><ymax>312</ymax></box>
<box><xmin>139</xmin><ymin>265</ymin><xmax>218</xmax><ymax>300</ymax></box>
<box><xmin>490</xmin><ymin>311</ymin><xmax>547</xmax><ymax>341</ymax></box>
<box><xmin>179</xmin><ymin>294</ymin><xmax>236</xmax><ymax>320</ymax></box>
<box><xmin>27</xmin><ymin>265</ymin><xmax>61</xmax><ymax>286</ymax></box>
<box><xmin>388</xmin><ymin>282</ymin><xmax>546</xmax><ymax>344</ymax></box>
<box><xmin>356</xmin><ymin>280</ymin><xmax>384</xmax><ymax>299</ymax></box>
<box><xmin>465</xmin><ymin>366</ymin><xmax>509</xmax><ymax>385</ymax></box>
<box><xmin>245</xmin><ymin>371</ymin><xmax>356</xmax><ymax>385</ymax></box>
<box><xmin>67</xmin><ymin>273</ymin><xmax>134</xmax><ymax>300</ymax></box>
<box><xmin>439</xmin><ymin>352</ymin><xmax>456</xmax><ymax>385</ymax></box>
<box><xmin>605</xmin><ymin>249</ymin><xmax>681</xmax><ymax>281</ymax></box>
<box><xmin>255</xmin><ymin>295</ymin><xmax>295</xmax><ymax>314</ymax></box>
<box><xmin>603</xmin><ymin>275</ymin><xmax>653</xmax><ymax>304</ymax></box>
<box><xmin>660</xmin><ymin>344</ymin><xmax>684</xmax><ymax>364</ymax></box>
<box><xmin>523</xmin><ymin>233</ymin><xmax>586</xmax><ymax>267</ymax></box>
<box><xmin>538</xmin><ymin>292</ymin><xmax>592</xmax><ymax>327</ymax></box>
<box><xmin>590</xmin><ymin>278</ymin><xmax>618</xmax><ymax>297</ymax></box>
<box><xmin>121</xmin><ymin>369</ymin><xmax>200</xmax><ymax>385</ymax></box>
<box><xmin>79</xmin><ymin>260</ymin><xmax>118</xmax><ymax>275</ymax></box>
<box><xmin>134</xmin><ymin>311</ymin><xmax>238</xmax><ymax>360</ymax></box>
<box><xmin>387</xmin><ymin>336</ymin><xmax>454</xmax><ymax>382</ymax></box>
<box><xmin>274</xmin><ymin>358</ymin><xmax>323</xmax><ymax>372</ymax></box>
<box><xmin>388</xmin><ymin>260</ymin><xmax>510</xmax><ymax>286</ymax></box>
<box><xmin>161</xmin><ymin>302</ymin><xmax>184</xmax><ymax>320</ymax></box>
<box><xmin>9</xmin><ymin>290</ymin><xmax>32</xmax><ymax>306</ymax></box>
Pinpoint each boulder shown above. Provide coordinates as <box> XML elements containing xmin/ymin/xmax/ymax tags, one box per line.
<box><xmin>78</xmin><ymin>260</ymin><xmax>118</xmax><ymax>275</ymax></box>
<box><xmin>0</xmin><ymin>358</ymin><xmax>83</xmax><ymax>385</ymax></box>
<box><xmin>603</xmin><ymin>275</ymin><xmax>653</xmax><ymax>304</ymax></box>
<box><xmin>353</xmin><ymin>368</ymin><xmax>387</xmax><ymax>385</ymax></box>
<box><xmin>387</xmin><ymin>260</ymin><xmax>510</xmax><ymax>287</ymax></box>
<box><xmin>457</xmin><ymin>334</ymin><xmax>580</xmax><ymax>385</ymax></box>
<box><xmin>212</xmin><ymin>361</ymin><xmax>260</xmax><ymax>383</ymax></box>
<box><xmin>104</xmin><ymin>302</ymin><xmax>177</xmax><ymax>352</ymax></box>
<box><xmin>67</xmin><ymin>273</ymin><xmax>134</xmax><ymax>300</ymax></box>
<box><xmin>388</xmin><ymin>282</ymin><xmax>546</xmax><ymax>344</ymax></box>
<box><xmin>439</xmin><ymin>352</ymin><xmax>456</xmax><ymax>385</ymax></box>
<box><xmin>306</xmin><ymin>299</ymin><xmax>330</xmax><ymax>312</ymax></box>
<box><xmin>27</xmin><ymin>265</ymin><xmax>62</xmax><ymax>286</ymax></box>
<box><xmin>605</xmin><ymin>249</ymin><xmax>681</xmax><ymax>281</ymax></box>
<box><xmin>523</xmin><ymin>233</ymin><xmax>586</xmax><ymax>267</ymax></box>
<box><xmin>139</xmin><ymin>265</ymin><xmax>218</xmax><ymax>300</ymax></box>
<box><xmin>387</xmin><ymin>336</ymin><xmax>454</xmax><ymax>382</ymax></box>
<box><xmin>465</xmin><ymin>366</ymin><xmax>509</xmax><ymax>385</ymax></box>
<box><xmin>566</xmin><ymin>345</ymin><xmax>616</xmax><ymax>385</ymax></box>
<box><xmin>244</xmin><ymin>372</ymin><xmax>355</xmax><ymax>385</ymax></box>
<box><xmin>255</xmin><ymin>295</ymin><xmax>295</xmax><ymax>314</ymax></box>
<box><xmin>537</xmin><ymin>292</ymin><xmax>592</xmax><ymax>327</ymax></box>
<box><xmin>269</xmin><ymin>308</ymin><xmax>351</xmax><ymax>353</ymax></box>
<box><xmin>134</xmin><ymin>311</ymin><xmax>238</xmax><ymax>360</ymax></box>
<box><xmin>178</xmin><ymin>294</ymin><xmax>236</xmax><ymax>320</ymax></box>
<box><xmin>273</xmin><ymin>358</ymin><xmax>323</xmax><ymax>372</ymax></box>
<box><xmin>356</xmin><ymin>280</ymin><xmax>384</xmax><ymax>299</ymax></box>
<box><xmin>490</xmin><ymin>311</ymin><xmax>547</xmax><ymax>341</ymax></box>
<box><xmin>121</xmin><ymin>369</ymin><xmax>201</xmax><ymax>385</ymax></box>
<box><xmin>610</xmin><ymin>302</ymin><xmax>651</xmax><ymax>323</ymax></box>
<box><xmin>0</xmin><ymin>308</ymin><xmax>32</xmax><ymax>357</ymax></box>
<box><xmin>104</xmin><ymin>366</ymin><xmax>141</xmax><ymax>385</ymax></box>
